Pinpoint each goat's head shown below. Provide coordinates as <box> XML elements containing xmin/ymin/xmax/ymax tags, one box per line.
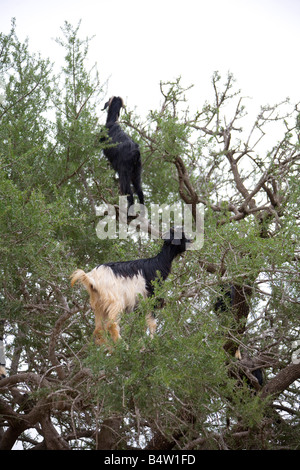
<box><xmin>162</xmin><ymin>226</ymin><xmax>192</xmax><ymax>255</ymax></box>
<box><xmin>102</xmin><ymin>96</ymin><xmax>124</xmax><ymax>114</ymax></box>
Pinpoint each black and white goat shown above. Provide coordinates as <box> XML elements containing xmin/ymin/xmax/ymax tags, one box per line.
<box><xmin>102</xmin><ymin>96</ymin><xmax>144</xmax><ymax>209</ymax></box>
<box><xmin>71</xmin><ymin>228</ymin><xmax>191</xmax><ymax>346</ymax></box>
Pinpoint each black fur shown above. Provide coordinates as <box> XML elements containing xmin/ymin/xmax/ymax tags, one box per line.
<box><xmin>214</xmin><ymin>285</ymin><xmax>235</xmax><ymax>313</ymax></box>
<box><xmin>251</xmin><ymin>368</ymin><xmax>263</xmax><ymax>386</ymax></box>
<box><xmin>102</xmin><ymin>96</ymin><xmax>144</xmax><ymax>208</ymax></box>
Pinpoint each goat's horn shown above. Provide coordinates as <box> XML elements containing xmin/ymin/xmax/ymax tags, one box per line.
<box><xmin>102</xmin><ymin>97</ymin><xmax>114</xmax><ymax>111</ymax></box>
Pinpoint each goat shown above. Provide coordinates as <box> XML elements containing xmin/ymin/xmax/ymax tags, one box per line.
<box><xmin>102</xmin><ymin>96</ymin><xmax>144</xmax><ymax>209</ymax></box>
<box><xmin>71</xmin><ymin>228</ymin><xmax>191</xmax><ymax>347</ymax></box>
<box><xmin>214</xmin><ymin>286</ymin><xmax>263</xmax><ymax>389</ymax></box>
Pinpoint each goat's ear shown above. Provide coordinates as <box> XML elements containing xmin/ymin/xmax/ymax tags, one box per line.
<box><xmin>102</xmin><ymin>101</ymin><xmax>109</xmax><ymax>111</ymax></box>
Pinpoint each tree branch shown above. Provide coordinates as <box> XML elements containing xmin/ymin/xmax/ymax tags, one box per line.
<box><xmin>261</xmin><ymin>362</ymin><xmax>300</xmax><ymax>399</ymax></box>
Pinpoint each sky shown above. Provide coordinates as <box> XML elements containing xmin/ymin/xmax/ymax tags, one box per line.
<box><xmin>1</xmin><ymin>0</ymin><xmax>300</xmax><ymax>119</ymax></box>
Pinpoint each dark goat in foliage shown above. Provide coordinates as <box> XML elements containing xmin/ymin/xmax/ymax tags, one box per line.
<box><xmin>214</xmin><ymin>285</ymin><xmax>263</xmax><ymax>387</ymax></box>
<box><xmin>102</xmin><ymin>96</ymin><xmax>144</xmax><ymax>209</ymax></box>
<box><xmin>71</xmin><ymin>228</ymin><xmax>191</xmax><ymax>347</ymax></box>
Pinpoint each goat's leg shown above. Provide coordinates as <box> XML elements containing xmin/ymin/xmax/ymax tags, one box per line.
<box><xmin>131</xmin><ymin>172</ymin><xmax>144</xmax><ymax>218</ymax></box>
<box><xmin>93</xmin><ymin>304</ymin><xmax>112</xmax><ymax>346</ymax></box>
<box><xmin>119</xmin><ymin>171</ymin><xmax>134</xmax><ymax>208</ymax></box>
<box><xmin>93</xmin><ymin>298</ymin><xmax>123</xmax><ymax>345</ymax></box>
<box><xmin>131</xmin><ymin>169</ymin><xmax>144</xmax><ymax>206</ymax></box>
<box><xmin>93</xmin><ymin>320</ymin><xmax>121</xmax><ymax>346</ymax></box>
<box><xmin>107</xmin><ymin>322</ymin><xmax>121</xmax><ymax>343</ymax></box>
<box><xmin>146</xmin><ymin>313</ymin><xmax>157</xmax><ymax>338</ymax></box>
<box><xmin>93</xmin><ymin>313</ymin><xmax>107</xmax><ymax>346</ymax></box>
<box><xmin>93</xmin><ymin>326</ymin><xmax>107</xmax><ymax>346</ymax></box>
<box><xmin>106</xmin><ymin>301</ymin><xmax>123</xmax><ymax>343</ymax></box>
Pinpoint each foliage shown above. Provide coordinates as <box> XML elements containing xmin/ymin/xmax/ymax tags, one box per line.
<box><xmin>0</xmin><ymin>20</ymin><xmax>299</xmax><ymax>450</ymax></box>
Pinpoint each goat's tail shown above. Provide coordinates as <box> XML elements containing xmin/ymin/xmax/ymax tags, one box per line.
<box><xmin>70</xmin><ymin>269</ymin><xmax>97</xmax><ymax>294</ymax></box>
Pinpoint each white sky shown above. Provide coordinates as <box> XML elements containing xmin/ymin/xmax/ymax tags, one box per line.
<box><xmin>0</xmin><ymin>0</ymin><xmax>300</xmax><ymax>118</ymax></box>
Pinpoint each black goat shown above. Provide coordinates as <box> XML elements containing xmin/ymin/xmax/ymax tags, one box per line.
<box><xmin>71</xmin><ymin>228</ymin><xmax>191</xmax><ymax>346</ymax></box>
<box><xmin>214</xmin><ymin>285</ymin><xmax>263</xmax><ymax>388</ymax></box>
<box><xmin>102</xmin><ymin>96</ymin><xmax>144</xmax><ymax>209</ymax></box>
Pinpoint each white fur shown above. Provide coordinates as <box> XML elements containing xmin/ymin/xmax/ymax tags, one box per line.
<box><xmin>90</xmin><ymin>265</ymin><xmax>147</xmax><ymax>313</ymax></box>
<box><xmin>71</xmin><ymin>265</ymin><xmax>149</xmax><ymax>345</ymax></box>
